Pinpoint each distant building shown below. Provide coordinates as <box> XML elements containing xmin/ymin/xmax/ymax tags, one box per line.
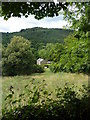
<box><xmin>37</xmin><ymin>58</ymin><xmax>47</xmax><ymax>65</ymax></box>
<box><xmin>47</xmin><ymin>61</ymin><xmax>51</xmax><ymax>64</ymax></box>
<box><xmin>37</xmin><ymin>58</ymin><xmax>51</xmax><ymax>66</ymax></box>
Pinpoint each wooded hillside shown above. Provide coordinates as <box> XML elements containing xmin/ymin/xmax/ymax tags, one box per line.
<box><xmin>2</xmin><ymin>27</ymin><xmax>73</xmax><ymax>48</ymax></box>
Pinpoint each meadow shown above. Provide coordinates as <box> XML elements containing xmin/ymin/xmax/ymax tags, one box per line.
<box><xmin>1</xmin><ymin>3</ymin><xmax>89</xmax><ymax>119</ymax></box>
<box><xmin>2</xmin><ymin>68</ymin><xmax>88</xmax><ymax>107</ymax></box>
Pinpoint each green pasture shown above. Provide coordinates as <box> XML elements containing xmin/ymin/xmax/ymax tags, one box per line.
<box><xmin>2</xmin><ymin>68</ymin><xmax>88</xmax><ymax>108</ymax></box>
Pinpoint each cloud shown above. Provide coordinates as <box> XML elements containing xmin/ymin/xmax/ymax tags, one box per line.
<box><xmin>0</xmin><ymin>15</ymin><xmax>68</xmax><ymax>33</ymax></box>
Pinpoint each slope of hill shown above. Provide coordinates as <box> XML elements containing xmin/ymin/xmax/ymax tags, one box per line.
<box><xmin>2</xmin><ymin>27</ymin><xmax>73</xmax><ymax>48</ymax></box>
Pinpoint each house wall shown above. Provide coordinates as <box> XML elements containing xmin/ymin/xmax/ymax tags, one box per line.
<box><xmin>37</xmin><ymin>59</ymin><xmax>47</xmax><ymax>65</ymax></box>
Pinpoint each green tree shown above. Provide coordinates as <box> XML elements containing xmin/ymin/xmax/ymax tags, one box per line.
<box><xmin>38</xmin><ymin>43</ymin><xmax>54</xmax><ymax>60</ymax></box>
<box><xmin>2</xmin><ymin>2</ymin><xmax>69</xmax><ymax>20</ymax></box>
<box><xmin>38</xmin><ymin>43</ymin><xmax>64</xmax><ymax>62</ymax></box>
<box><xmin>50</xmin><ymin>43</ymin><xmax>64</xmax><ymax>62</ymax></box>
<box><xmin>38</xmin><ymin>49</ymin><xmax>46</xmax><ymax>59</ymax></box>
<box><xmin>2</xmin><ymin>2</ymin><xmax>89</xmax><ymax>35</ymax></box>
<box><xmin>2</xmin><ymin>2</ymin><xmax>89</xmax><ymax>31</ymax></box>
<box><xmin>2</xmin><ymin>2</ymin><xmax>89</xmax><ymax>74</ymax></box>
<box><xmin>50</xmin><ymin>33</ymin><xmax>88</xmax><ymax>73</ymax></box>
<box><xmin>2</xmin><ymin>36</ymin><xmax>35</xmax><ymax>76</ymax></box>
<box><xmin>63</xmin><ymin>2</ymin><xmax>90</xmax><ymax>32</ymax></box>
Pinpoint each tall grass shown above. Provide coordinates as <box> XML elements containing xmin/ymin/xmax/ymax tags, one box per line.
<box><xmin>2</xmin><ymin>68</ymin><xmax>88</xmax><ymax>108</ymax></box>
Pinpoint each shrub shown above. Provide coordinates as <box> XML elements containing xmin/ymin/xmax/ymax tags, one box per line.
<box><xmin>49</xmin><ymin>63</ymin><xmax>62</xmax><ymax>73</ymax></box>
<box><xmin>32</xmin><ymin>64</ymin><xmax>44</xmax><ymax>73</ymax></box>
<box><xmin>2</xmin><ymin>81</ymin><xmax>90</xmax><ymax>120</ymax></box>
<box><xmin>50</xmin><ymin>34</ymin><xmax>89</xmax><ymax>74</ymax></box>
<box><xmin>2</xmin><ymin>36</ymin><xmax>35</xmax><ymax>76</ymax></box>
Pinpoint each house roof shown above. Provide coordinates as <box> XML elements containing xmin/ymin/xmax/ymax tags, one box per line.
<box><xmin>37</xmin><ymin>58</ymin><xmax>44</xmax><ymax>62</ymax></box>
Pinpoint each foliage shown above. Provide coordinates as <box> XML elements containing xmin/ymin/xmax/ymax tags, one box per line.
<box><xmin>32</xmin><ymin>64</ymin><xmax>45</xmax><ymax>73</ymax></box>
<box><xmin>63</xmin><ymin>2</ymin><xmax>90</xmax><ymax>33</ymax></box>
<box><xmin>0</xmin><ymin>43</ymin><xmax>2</xmax><ymax>75</ymax></box>
<box><xmin>2</xmin><ymin>36</ymin><xmax>35</xmax><ymax>76</ymax></box>
<box><xmin>2</xmin><ymin>2</ymin><xmax>69</xmax><ymax>20</ymax></box>
<box><xmin>2</xmin><ymin>69</ymin><xmax>88</xmax><ymax>105</ymax></box>
<box><xmin>50</xmin><ymin>33</ymin><xmax>89</xmax><ymax>73</ymax></box>
<box><xmin>49</xmin><ymin>62</ymin><xmax>59</xmax><ymax>73</ymax></box>
<box><xmin>38</xmin><ymin>43</ymin><xmax>64</xmax><ymax>61</ymax></box>
<box><xmin>2</xmin><ymin>2</ymin><xmax>89</xmax><ymax>28</ymax></box>
<box><xmin>2</xmin><ymin>27</ymin><xmax>72</xmax><ymax>48</ymax></box>
<box><xmin>38</xmin><ymin>43</ymin><xmax>53</xmax><ymax>60</ymax></box>
<box><xmin>1</xmin><ymin>2</ymin><xmax>90</xmax><ymax>119</ymax></box>
<box><xmin>38</xmin><ymin>48</ymin><xmax>46</xmax><ymax>59</ymax></box>
<box><xmin>2</xmin><ymin>2</ymin><xmax>89</xmax><ymax>34</ymax></box>
<box><xmin>2</xmin><ymin>80</ymin><xmax>90</xmax><ymax>120</ymax></box>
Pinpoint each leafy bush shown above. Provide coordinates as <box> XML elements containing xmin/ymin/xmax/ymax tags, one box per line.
<box><xmin>38</xmin><ymin>43</ymin><xmax>64</xmax><ymax>61</ymax></box>
<box><xmin>2</xmin><ymin>36</ymin><xmax>44</xmax><ymax>76</ymax></box>
<box><xmin>32</xmin><ymin>64</ymin><xmax>44</xmax><ymax>73</ymax></box>
<box><xmin>2</xmin><ymin>36</ymin><xmax>35</xmax><ymax>76</ymax></box>
<box><xmin>49</xmin><ymin>63</ymin><xmax>59</xmax><ymax>73</ymax></box>
<box><xmin>50</xmin><ymin>34</ymin><xmax>89</xmax><ymax>73</ymax></box>
<box><xmin>2</xmin><ymin>80</ymin><xmax>90</xmax><ymax>120</ymax></box>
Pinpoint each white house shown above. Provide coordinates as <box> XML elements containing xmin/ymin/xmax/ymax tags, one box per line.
<box><xmin>37</xmin><ymin>58</ymin><xmax>47</xmax><ymax>65</ymax></box>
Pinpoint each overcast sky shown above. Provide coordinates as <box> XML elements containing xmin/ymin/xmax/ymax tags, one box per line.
<box><xmin>0</xmin><ymin>14</ymin><xmax>68</xmax><ymax>33</ymax></box>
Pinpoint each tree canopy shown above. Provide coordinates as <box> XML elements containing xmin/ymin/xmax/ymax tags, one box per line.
<box><xmin>39</xmin><ymin>43</ymin><xmax>64</xmax><ymax>61</ymax></box>
<box><xmin>2</xmin><ymin>2</ymin><xmax>90</xmax><ymax>32</ymax></box>
<box><xmin>2</xmin><ymin>36</ymin><xmax>35</xmax><ymax>75</ymax></box>
<box><xmin>2</xmin><ymin>2</ymin><xmax>69</xmax><ymax>20</ymax></box>
<box><xmin>1</xmin><ymin>2</ymin><xmax>89</xmax><ymax>74</ymax></box>
<box><xmin>49</xmin><ymin>33</ymin><xmax>89</xmax><ymax>73</ymax></box>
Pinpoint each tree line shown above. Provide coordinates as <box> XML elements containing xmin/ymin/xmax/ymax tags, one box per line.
<box><xmin>2</xmin><ymin>31</ymin><xmax>88</xmax><ymax>76</ymax></box>
<box><xmin>2</xmin><ymin>2</ymin><xmax>89</xmax><ymax>75</ymax></box>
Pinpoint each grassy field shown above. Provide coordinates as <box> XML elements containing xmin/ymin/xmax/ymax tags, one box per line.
<box><xmin>2</xmin><ymin>68</ymin><xmax>88</xmax><ymax>103</ymax></box>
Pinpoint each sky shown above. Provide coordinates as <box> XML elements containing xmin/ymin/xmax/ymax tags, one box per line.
<box><xmin>0</xmin><ymin>14</ymin><xmax>68</xmax><ymax>33</ymax></box>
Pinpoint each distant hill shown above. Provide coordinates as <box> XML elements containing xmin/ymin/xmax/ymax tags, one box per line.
<box><xmin>2</xmin><ymin>27</ymin><xmax>73</xmax><ymax>48</ymax></box>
